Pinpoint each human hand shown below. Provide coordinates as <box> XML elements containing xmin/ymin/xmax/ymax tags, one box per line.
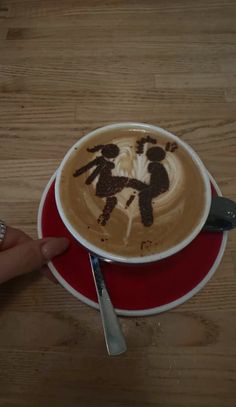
<box><xmin>0</xmin><ymin>225</ymin><xmax>69</xmax><ymax>284</ymax></box>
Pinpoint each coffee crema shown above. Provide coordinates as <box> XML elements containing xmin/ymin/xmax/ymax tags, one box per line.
<box><xmin>59</xmin><ymin>128</ymin><xmax>207</xmax><ymax>258</ymax></box>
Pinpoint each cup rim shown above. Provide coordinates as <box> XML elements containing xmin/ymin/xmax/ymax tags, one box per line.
<box><xmin>55</xmin><ymin>122</ymin><xmax>212</xmax><ymax>264</ymax></box>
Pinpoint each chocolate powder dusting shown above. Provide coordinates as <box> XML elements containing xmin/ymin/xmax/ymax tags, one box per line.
<box><xmin>125</xmin><ymin>194</ymin><xmax>135</xmax><ymax>209</ymax></box>
<box><xmin>165</xmin><ymin>142</ymin><xmax>171</xmax><ymax>151</ymax></box>
<box><xmin>138</xmin><ymin>161</ymin><xmax>169</xmax><ymax>227</ymax></box>
<box><xmin>141</xmin><ymin>241</ymin><xmax>145</xmax><ymax>251</ymax></box>
<box><xmin>98</xmin><ymin>196</ymin><xmax>117</xmax><ymax>226</ymax></box>
<box><xmin>74</xmin><ymin>142</ymin><xmax>131</xmax><ymax>227</ymax></box>
<box><xmin>147</xmin><ymin>146</ymin><xmax>166</xmax><ymax>162</ymax></box>
<box><xmin>96</xmin><ymin>171</ymin><xmax>128</xmax><ymax>197</ymax></box>
<box><xmin>141</xmin><ymin>240</ymin><xmax>152</xmax><ymax>250</ymax></box>
<box><xmin>165</xmin><ymin>141</ymin><xmax>178</xmax><ymax>152</ymax></box>
<box><xmin>73</xmin><ymin>138</ymin><xmax>171</xmax><ymax>230</ymax></box>
<box><xmin>87</xmin><ymin>144</ymin><xmax>104</xmax><ymax>153</ymax></box>
<box><xmin>136</xmin><ymin>135</ymin><xmax>157</xmax><ymax>154</ymax></box>
<box><xmin>87</xmin><ymin>143</ymin><xmax>120</xmax><ymax>158</ymax></box>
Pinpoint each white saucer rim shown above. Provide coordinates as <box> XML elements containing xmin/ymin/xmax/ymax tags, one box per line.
<box><xmin>37</xmin><ymin>171</ymin><xmax>228</xmax><ymax>316</ymax></box>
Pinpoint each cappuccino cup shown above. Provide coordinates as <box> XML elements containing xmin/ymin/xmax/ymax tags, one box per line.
<box><xmin>55</xmin><ymin>123</ymin><xmax>211</xmax><ymax>264</ymax></box>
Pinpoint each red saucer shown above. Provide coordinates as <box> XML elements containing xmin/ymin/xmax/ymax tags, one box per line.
<box><xmin>38</xmin><ymin>174</ymin><xmax>227</xmax><ymax>316</ymax></box>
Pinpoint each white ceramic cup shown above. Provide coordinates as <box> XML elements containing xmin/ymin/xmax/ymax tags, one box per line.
<box><xmin>55</xmin><ymin>122</ymin><xmax>212</xmax><ymax>264</ymax></box>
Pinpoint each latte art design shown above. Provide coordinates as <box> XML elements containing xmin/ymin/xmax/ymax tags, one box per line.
<box><xmin>73</xmin><ymin>136</ymin><xmax>182</xmax><ymax>244</ymax></box>
<box><xmin>59</xmin><ymin>127</ymin><xmax>207</xmax><ymax>259</ymax></box>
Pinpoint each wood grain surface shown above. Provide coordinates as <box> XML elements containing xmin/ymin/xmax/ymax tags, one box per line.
<box><xmin>0</xmin><ymin>1</ymin><xmax>236</xmax><ymax>406</ymax></box>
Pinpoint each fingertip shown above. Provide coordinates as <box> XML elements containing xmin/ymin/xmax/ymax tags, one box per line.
<box><xmin>41</xmin><ymin>237</ymin><xmax>70</xmax><ymax>260</ymax></box>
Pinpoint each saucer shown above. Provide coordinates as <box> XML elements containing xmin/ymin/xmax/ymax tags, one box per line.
<box><xmin>37</xmin><ymin>173</ymin><xmax>227</xmax><ymax>316</ymax></box>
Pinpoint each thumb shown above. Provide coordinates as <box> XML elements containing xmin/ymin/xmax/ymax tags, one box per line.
<box><xmin>0</xmin><ymin>237</ymin><xmax>69</xmax><ymax>284</ymax></box>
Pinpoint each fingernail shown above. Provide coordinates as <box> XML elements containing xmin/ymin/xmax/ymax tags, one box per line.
<box><xmin>41</xmin><ymin>237</ymin><xmax>70</xmax><ymax>260</ymax></box>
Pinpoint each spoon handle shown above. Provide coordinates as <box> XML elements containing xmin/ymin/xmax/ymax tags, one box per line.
<box><xmin>89</xmin><ymin>254</ymin><xmax>127</xmax><ymax>356</ymax></box>
<box><xmin>203</xmin><ymin>196</ymin><xmax>236</xmax><ymax>232</ymax></box>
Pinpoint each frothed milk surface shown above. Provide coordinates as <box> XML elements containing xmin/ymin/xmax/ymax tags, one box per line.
<box><xmin>59</xmin><ymin>128</ymin><xmax>206</xmax><ymax>258</ymax></box>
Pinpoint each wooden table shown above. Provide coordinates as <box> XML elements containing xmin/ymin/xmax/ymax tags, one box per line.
<box><xmin>0</xmin><ymin>1</ymin><xmax>236</xmax><ymax>406</ymax></box>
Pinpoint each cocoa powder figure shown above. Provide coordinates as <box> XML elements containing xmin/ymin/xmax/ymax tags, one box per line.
<box><xmin>138</xmin><ymin>146</ymin><xmax>170</xmax><ymax>227</ymax></box>
<box><xmin>73</xmin><ymin>144</ymin><xmax>145</xmax><ymax>226</ymax></box>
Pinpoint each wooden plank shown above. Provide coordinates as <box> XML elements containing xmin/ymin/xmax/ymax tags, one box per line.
<box><xmin>155</xmin><ymin>73</ymin><xmax>227</xmax><ymax>88</ymax></box>
<box><xmin>76</xmin><ymin>101</ymin><xmax>236</xmax><ymax>122</ymax></box>
<box><xmin>225</xmin><ymin>88</ymin><xmax>236</xmax><ymax>102</ymax></box>
<box><xmin>0</xmin><ymin>28</ymin><xmax>7</xmax><ymax>39</ymax></box>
